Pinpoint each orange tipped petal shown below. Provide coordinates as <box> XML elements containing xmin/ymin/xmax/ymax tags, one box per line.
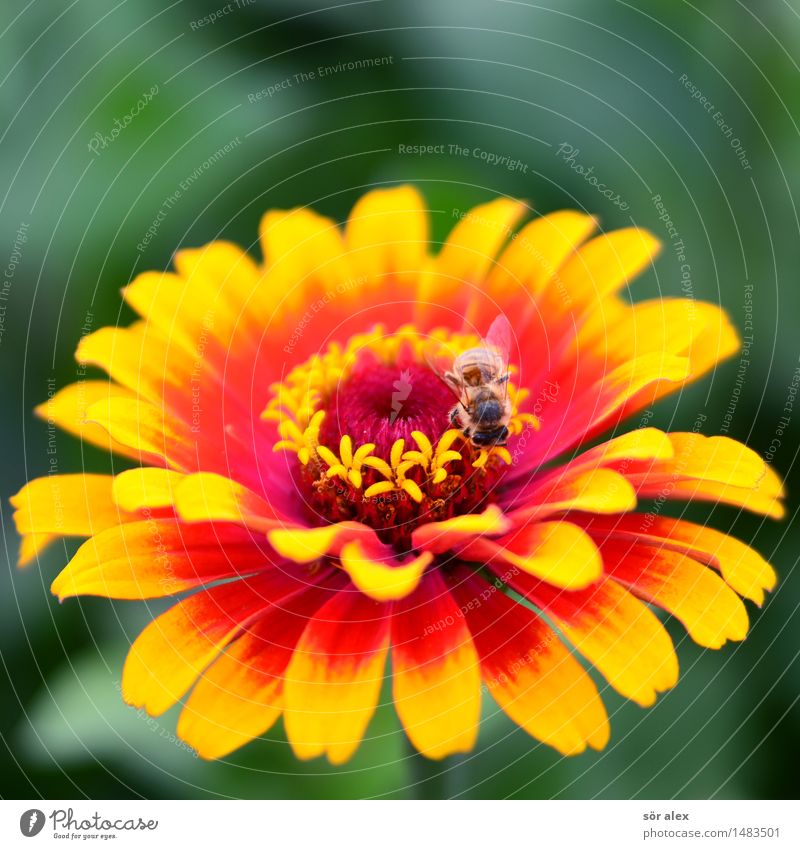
<box><xmin>122</xmin><ymin>570</ymin><xmax>314</xmax><ymax>716</ymax></box>
<box><xmin>579</xmin><ymin>514</ymin><xmax>777</xmax><ymax>606</ymax></box>
<box><xmin>177</xmin><ymin>579</ymin><xmax>341</xmax><ymax>759</ymax></box>
<box><xmin>601</xmin><ymin>540</ymin><xmax>749</xmax><ymax>649</ymax></box>
<box><xmin>283</xmin><ymin>588</ymin><xmax>390</xmax><ymax>765</ymax></box>
<box><xmin>448</xmin><ymin>568</ymin><xmax>609</xmax><ymax>755</ymax></box>
<box><xmin>391</xmin><ymin>571</ymin><xmax>481</xmax><ymax>759</ymax></box>
<box><xmin>51</xmin><ymin>519</ymin><xmax>271</xmax><ymax>601</ymax></box>
<box><xmin>511</xmin><ymin>573</ymin><xmax>679</xmax><ymax>707</ymax></box>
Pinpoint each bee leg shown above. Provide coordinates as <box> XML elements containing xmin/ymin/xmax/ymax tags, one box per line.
<box><xmin>449</xmin><ymin>406</ymin><xmax>460</xmax><ymax>426</ymax></box>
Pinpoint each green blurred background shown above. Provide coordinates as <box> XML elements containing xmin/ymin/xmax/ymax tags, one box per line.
<box><xmin>1</xmin><ymin>0</ymin><xmax>798</xmax><ymax>800</ymax></box>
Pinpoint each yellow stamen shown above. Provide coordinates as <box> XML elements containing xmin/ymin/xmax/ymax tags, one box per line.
<box><xmin>264</xmin><ymin>326</ymin><xmax>533</xmax><ymax>499</ymax></box>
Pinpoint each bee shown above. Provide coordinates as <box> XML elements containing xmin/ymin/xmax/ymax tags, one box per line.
<box><xmin>429</xmin><ymin>315</ymin><xmax>513</xmax><ymax>447</ymax></box>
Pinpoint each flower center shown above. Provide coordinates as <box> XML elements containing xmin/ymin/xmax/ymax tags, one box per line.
<box><xmin>264</xmin><ymin>325</ymin><xmax>537</xmax><ymax>550</ymax></box>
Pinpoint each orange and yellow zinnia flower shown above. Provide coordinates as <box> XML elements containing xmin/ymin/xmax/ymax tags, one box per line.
<box><xmin>13</xmin><ymin>187</ymin><xmax>782</xmax><ymax>764</ymax></box>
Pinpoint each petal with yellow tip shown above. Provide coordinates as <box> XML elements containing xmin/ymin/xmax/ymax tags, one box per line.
<box><xmin>392</xmin><ymin>571</ymin><xmax>481</xmax><ymax>759</ymax></box>
<box><xmin>339</xmin><ymin>541</ymin><xmax>432</xmax><ymax>602</ymax></box>
<box><xmin>283</xmin><ymin>589</ymin><xmax>390</xmax><ymax>765</ymax></box>
<box><xmin>460</xmin><ymin>521</ymin><xmax>603</xmax><ymax>591</ymax></box>
<box><xmin>112</xmin><ymin>468</ymin><xmax>186</xmax><ymax>512</ymax></box>
<box><xmin>173</xmin><ymin>473</ymin><xmax>280</xmax><ymax>533</ymax></box>
<box><xmin>448</xmin><ymin>567</ymin><xmax>609</xmax><ymax>756</ymax></box>
<box><xmin>122</xmin><ymin>569</ymin><xmax>313</xmax><ymax>716</ymax></box>
<box><xmin>411</xmin><ymin>505</ymin><xmax>511</xmax><ymax>554</ymax></box>
<box><xmin>267</xmin><ymin>521</ymin><xmax>379</xmax><ymax>564</ymax></box>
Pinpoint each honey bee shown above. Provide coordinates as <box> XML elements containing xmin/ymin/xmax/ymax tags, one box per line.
<box><xmin>429</xmin><ymin>315</ymin><xmax>513</xmax><ymax>447</ymax></box>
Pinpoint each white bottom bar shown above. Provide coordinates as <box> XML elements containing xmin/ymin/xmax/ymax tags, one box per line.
<box><xmin>1</xmin><ymin>799</ymin><xmax>796</xmax><ymax>847</ymax></box>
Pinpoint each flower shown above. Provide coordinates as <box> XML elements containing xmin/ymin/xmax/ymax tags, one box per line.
<box><xmin>12</xmin><ymin>186</ymin><xmax>782</xmax><ymax>764</ymax></box>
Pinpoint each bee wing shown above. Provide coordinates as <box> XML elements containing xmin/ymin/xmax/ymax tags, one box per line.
<box><xmin>422</xmin><ymin>337</ymin><xmax>466</xmax><ymax>403</ymax></box>
<box><xmin>483</xmin><ymin>314</ymin><xmax>512</xmax><ymax>395</ymax></box>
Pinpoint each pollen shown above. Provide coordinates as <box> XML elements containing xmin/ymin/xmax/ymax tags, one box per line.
<box><xmin>264</xmin><ymin>325</ymin><xmax>537</xmax><ymax>547</ymax></box>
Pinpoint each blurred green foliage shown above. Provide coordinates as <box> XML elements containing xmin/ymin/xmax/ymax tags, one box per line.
<box><xmin>0</xmin><ymin>0</ymin><xmax>798</xmax><ymax>799</ymax></box>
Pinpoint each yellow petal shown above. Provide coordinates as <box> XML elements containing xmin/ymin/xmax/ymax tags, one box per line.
<box><xmin>84</xmin><ymin>396</ymin><xmax>195</xmax><ymax>470</ymax></box>
<box><xmin>514</xmin><ymin>468</ymin><xmax>637</xmax><ymax>522</ymax></box>
<box><xmin>112</xmin><ymin>468</ymin><xmax>186</xmax><ymax>512</ymax></box>
<box><xmin>259</xmin><ymin>207</ymin><xmax>351</xmax><ymax>313</ymax></box>
<box><xmin>345</xmin><ymin>185</ymin><xmax>429</xmax><ymax>280</ymax></box>
<box><xmin>605</xmin><ymin>542</ymin><xmax>749</xmax><ymax>649</ymax></box>
<box><xmin>436</xmin><ymin>197</ymin><xmax>527</xmax><ymax>283</ymax></box>
<box><xmin>173</xmin><ymin>473</ymin><xmax>278</xmax><ymax>533</ymax></box>
<box><xmin>267</xmin><ymin>521</ymin><xmax>375</xmax><ymax>564</ymax></box>
<box><xmin>479</xmin><ymin>521</ymin><xmax>603</xmax><ymax>590</ymax></box>
<box><xmin>339</xmin><ymin>541</ymin><xmax>432</xmax><ymax>602</ymax></box>
<box><xmin>11</xmin><ymin>474</ymin><xmax>131</xmax><ymax>537</ymax></box>
<box><xmin>528</xmin><ymin>578</ymin><xmax>679</xmax><ymax>707</ymax></box>
<box><xmin>34</xmin><ymin>381</ymin><xmax>140</xmax><ymax>460</ymax></box>
<box><xmin>487</xmin><ymin>210</ymin><xmax>597</xmax><ymax>299</ymax></box>
<box><xmin>582</xmin><ymin>427</ymin><xmax>675</xmax><ymax>465</ymax></box>
<box><xmin>392</xmin><ymin>572</ymin><xmax>481</xmax><ymax>759</ymax></box>
<box><xmin>558</xmin><ymin>227</ymin><xmax>661</xmax><ymax>306</ymax></box>
<box><xmin>411</xmin><ymin>504</ymin><xmax>510</xmax><ymax>554</ymax></box>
